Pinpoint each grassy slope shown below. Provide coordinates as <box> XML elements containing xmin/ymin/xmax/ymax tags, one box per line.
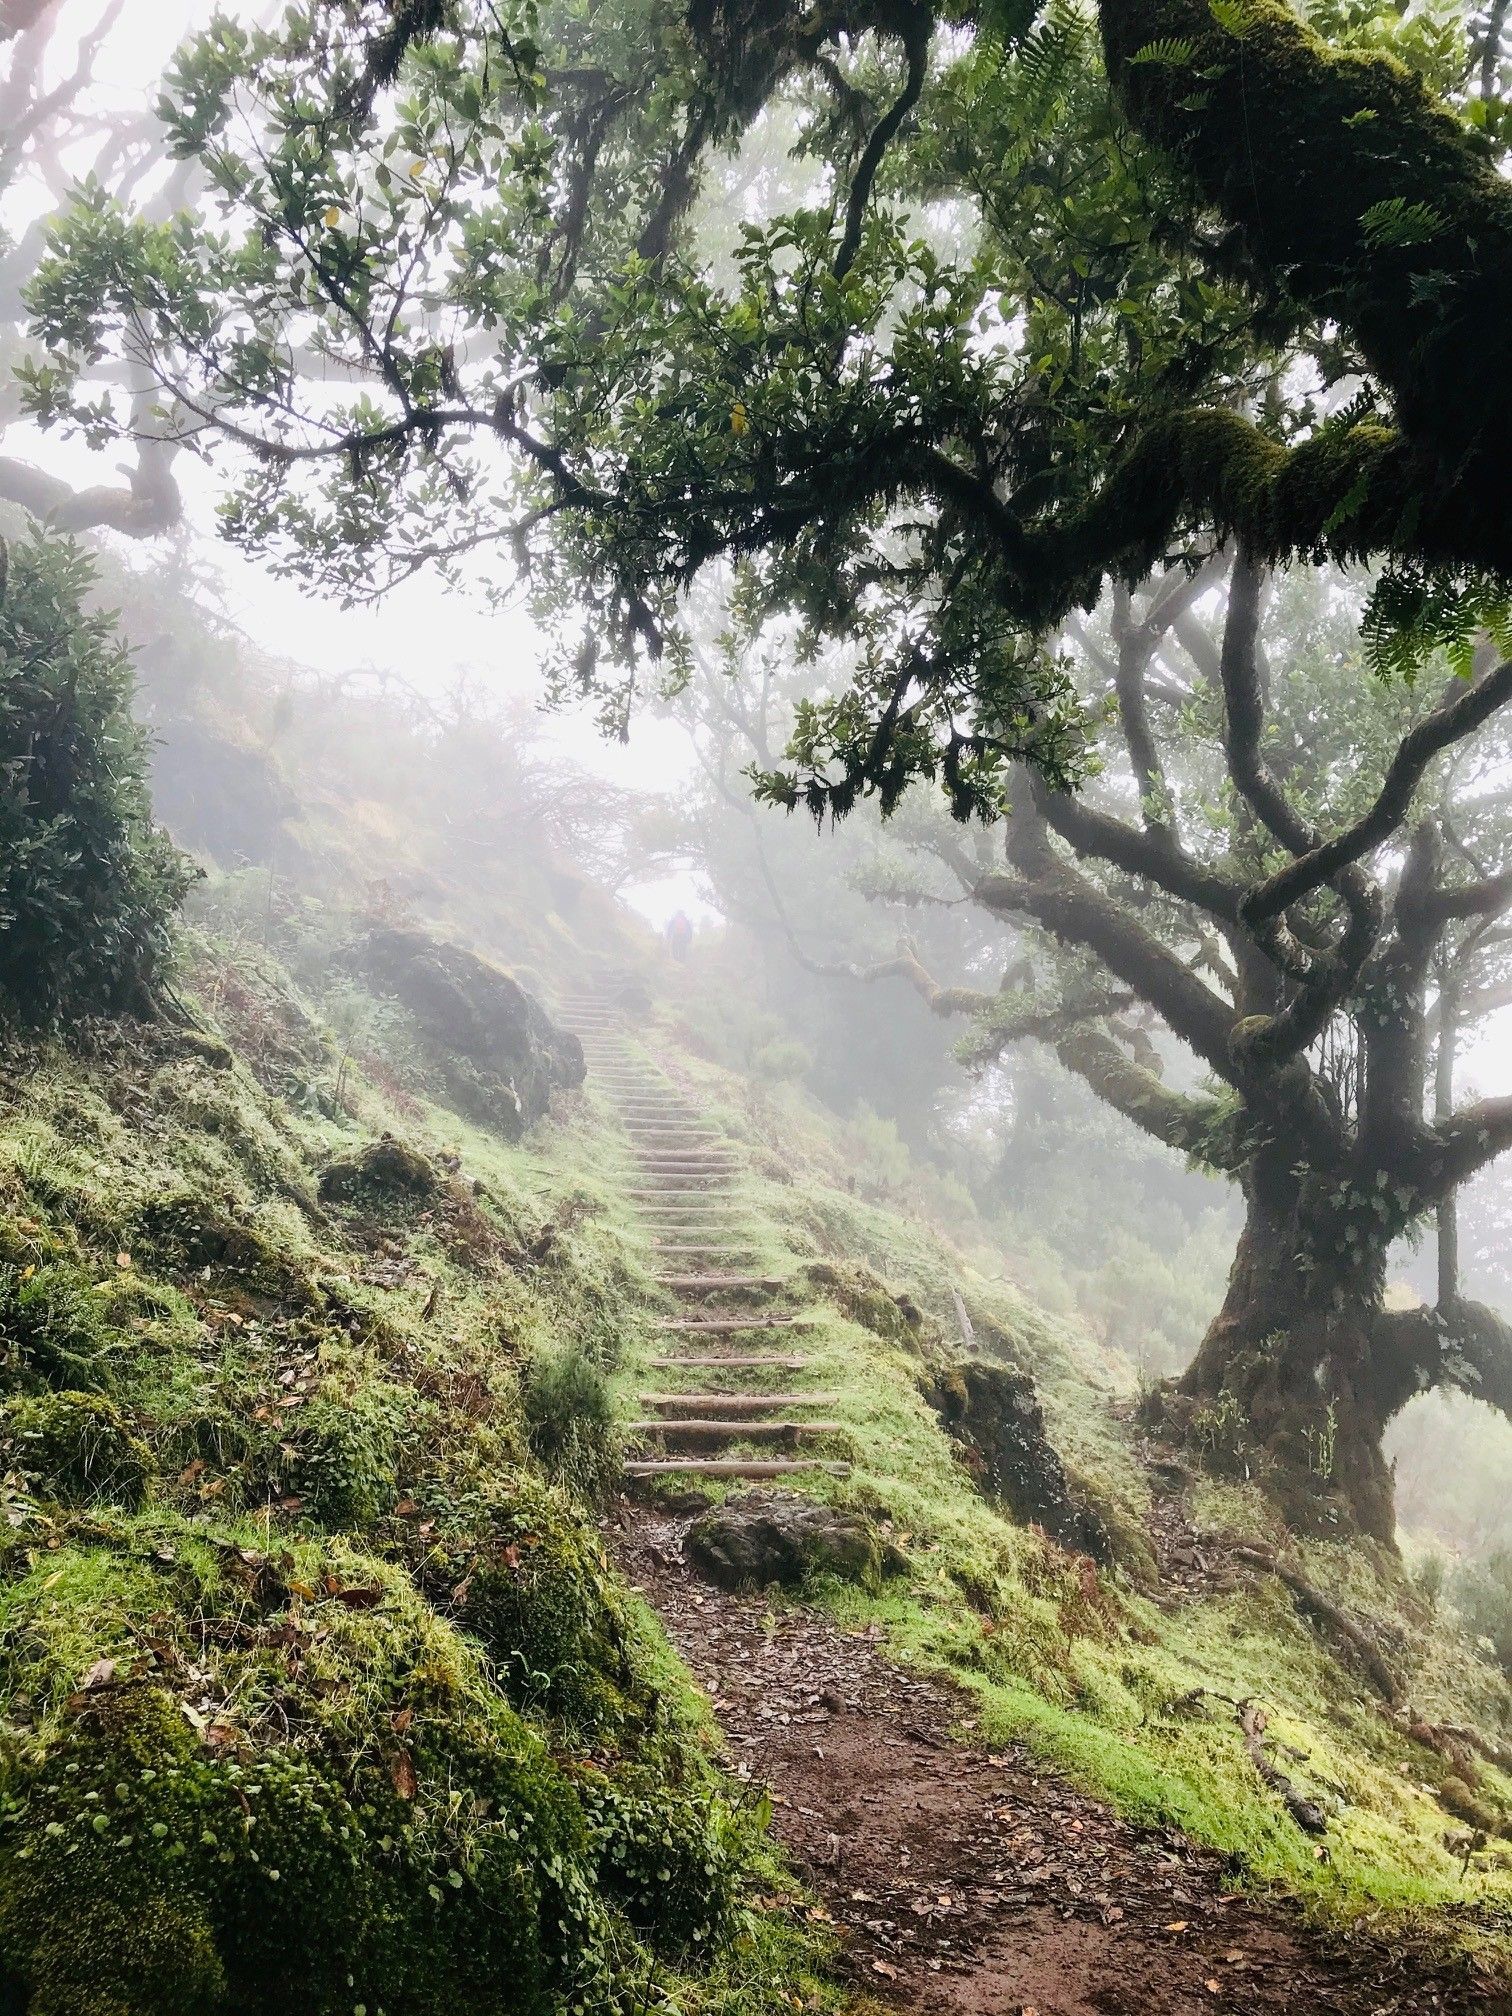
<box><xmin>604</xmin><ymin>993</ymin><xmax>1512</xmax><ymax>1961</ymax></box>
<box><xmin>0</xmin><ymin>915</ymin><xmax>846</xmax><ymax>2016</ymax></box>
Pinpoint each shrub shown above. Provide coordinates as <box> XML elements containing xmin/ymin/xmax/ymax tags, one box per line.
<box><xmin>0</xmin><ymin>531</ymin><xmax>195</xmax><ymax>1026</ymax></box>
<box><xmin>1450</xmin><ymin>1548</ymin><xmax>1512</xmax><ymax>1678</ymax></box>
<box><xmin>522</xmin><ymin>1345</ymin><xmax>616</xmax><ymax>1499</ymax></box>
<box><xmin>2</xmin><ymin>1389</ymin><xmax>153</xmax><ymax>1506</ymax></box>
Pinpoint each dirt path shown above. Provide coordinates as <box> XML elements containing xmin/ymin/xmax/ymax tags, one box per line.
<box><xmin>615</xmin><ymin>1505</ymin><xmax>1499</xmax><ymax>2016</ymax></box>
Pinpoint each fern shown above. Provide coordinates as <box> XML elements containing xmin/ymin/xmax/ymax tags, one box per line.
<box><xmin>1359</xmin><ymin>197</ymin><xmax>1445</xmax><ymax>249</ymax></box>
<box><xmin>1208</xmin><ymin>0</ymin><xmax>1255</xmax><ymax>36</ymax></box>
<box><xmin>1361</xmin><ymin>565</ymin><xmax>1512</xmax><ymax>683</ymax></box>
<box><xmin>1127</xmin><ymin>36</ymin><xmax>1196</xmax><ymax>64</ymax></box>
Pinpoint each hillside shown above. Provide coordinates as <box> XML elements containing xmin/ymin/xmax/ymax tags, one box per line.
<box><xmin>2</xmin><ymin>780</ymin><xmax>1507</xmax><ymax>2011</ymax></box>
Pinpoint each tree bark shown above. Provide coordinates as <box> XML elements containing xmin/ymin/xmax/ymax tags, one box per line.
<box><xmin>1163</xmin><ymin>1145</ymin><xmax>1406</xmax><ymax>1542</ymax></box>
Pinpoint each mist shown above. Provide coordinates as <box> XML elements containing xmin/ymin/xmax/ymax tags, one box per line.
<box><xmin>1</xmin><ymin>0</ymin><xmax>1512</xmax><ymax>2007</ymax></box>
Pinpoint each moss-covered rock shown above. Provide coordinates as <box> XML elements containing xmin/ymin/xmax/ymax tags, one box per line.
<box><xmin>927</xmin><ymin>1359</ymin><xmax>1108</xmax><ymax>1560</ymax></box>
<box><xmin>0</xmin><ymin>1678</ymin><xmax>602</xmax><ymax>2016</ymax></box>
<box><xmin>804</xmin><ymin>1260</ymin><xmax>927</xmax><ymax>1350</ymax></box>
<box><xmin>685</xmin><ymin>1492</ymin><xmax>887</xmax><ymax>1593</ymax></box>
<box><xmin>2</xmin><ymin>1391</ymin><xmax>152</xmax><ymax>1507</ymax></box>
<box><xmin>452</xmin><ymin>1479</ymin><xmax>641</xmax><ymax>1737</ymax></box>
<box><xmin>356</xmin><ymin>925</ymin><xmax>584</xmax><ymax>1141</ymax></box>
<box><xmin>316</xmin><ymin>1133</ymin><xmax>437</xmax><ymax>1209</ymax></box>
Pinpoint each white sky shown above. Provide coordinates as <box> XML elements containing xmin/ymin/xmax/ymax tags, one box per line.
<box><xmin>9</xmin><ymin>0</ymin><xmax>712</xmax><ymax>922</ymax></box>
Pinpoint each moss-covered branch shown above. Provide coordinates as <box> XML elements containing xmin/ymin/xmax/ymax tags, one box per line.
<box><xmin>1102</xmin><ymin>0</ymin><xmax>1512</xmax><ymax>509</ymax></box>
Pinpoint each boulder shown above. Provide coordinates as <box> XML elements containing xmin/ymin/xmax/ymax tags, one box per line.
<box><xmin>150</xmin><ymin>717</ymin><xmax>298</xmax><ymax>868</ymax></box>
<box><xmin>317</xmin><ymin>1132</ymin><xmax>437</xmax><ymax>1207</ymax></box>
<box><xmin>359</xmin><ymin>925</ymin><xmax>584</xmax><ymax>1140</ymax></box>
<box><xmin>685</xmin><ymin>1493</ymin><xmax>886</xmax><ymax>1592</ymax></box>
<box><xmin>927</xmin><ymin>1358</ymin><xmax>1108</xmax><ymax>1559</ymax></box>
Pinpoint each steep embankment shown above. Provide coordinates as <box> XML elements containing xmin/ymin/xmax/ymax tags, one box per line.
<box><xmin>554</xmin><ymin>979</ymin><xmax>1512</xmax><ymax>2007</ymax></box>
<box><xmin>0</xmin><ymin>925</ymin><xmax>844</xmax><ymax>2016</ymax></box>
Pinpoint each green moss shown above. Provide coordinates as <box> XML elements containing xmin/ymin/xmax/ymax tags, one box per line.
<box><xmin>277</xmin><ymin>1378</ymin><xmax>409</xmax><ymax>1529</ymax></box>
<box><xmin>579</xmin><ymin>1763</ymin><xmax>746</xmax><ymax>1955</ymax></box>
<box><xmin>132</xmin><ymin>1193</ymin><xmax>307</xmax><ymax>1304</ymax></box>
<box><xmin>316</xmin><ymin>1133</ymin><xmax>437</xmax><ymax>1208</ymax></box>
<box><xmin>2</xmin><ymin>1391</ymin><xmax>153</xmax><ymax>1507</ymax></box>
<box><xmin>453</xmin><ymin>1478</ymin><xmax>642</xmax><ymax>1738</ymax></box>
<box><xmin>0</xmin><ymin>1262</ymin><xmax>128</xmax><ymax>1393</ymax></box>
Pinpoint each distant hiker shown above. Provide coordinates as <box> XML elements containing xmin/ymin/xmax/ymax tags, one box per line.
<box><xmin>666</xmin><ymin>909</ymin><xmax>693</xmax><ymax>963</ymax></box>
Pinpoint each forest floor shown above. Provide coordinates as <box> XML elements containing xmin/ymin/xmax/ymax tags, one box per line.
<box><xmin>615</xmin><ymin>1505</ymin><xmax>1499</xmax><ymax>2016</ymax></box>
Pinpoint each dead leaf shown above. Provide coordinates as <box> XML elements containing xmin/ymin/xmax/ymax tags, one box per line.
<box><xmin>326</xmin><ymin>1583</ymin><xmax>383</xmax><ymax>1610</ymax></box>
<box><xmin>1166</xmin><ymin>1921</ymin><xmax>1190</xmax><ymax>1934</ymax></box>
<box><xmin>1205</xmin><ymin>1982</ymin><xmax>1222</xmax><ymax>1996</ymax></box>
<box><xmin>871</xmin><ymin>1960</ymin><xmax>897</xmax><ymax>1980</ymax></box>
<box><xmin>392</xmin><ymin>1706</ymin><xmax>415</xmax><ymax>1735</ymax></box>
<box><xmin>81</xmin><ymin>1657</ymin><xmax>117</xmax><ymax>1692</ymax></box>
<box><xmin>115</xmin><ymin>1252</ymin><xmax>133</xmax><ymax>1270</ymax></box>
<box><xmin>389</xmin><ymin>1749</ymin><xmax>418</xmax><ymax>1800</ymax></box>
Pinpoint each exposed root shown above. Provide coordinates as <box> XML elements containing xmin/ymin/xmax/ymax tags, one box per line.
<box><xmin>1234</xmin><ymin>1546</ymin><xmax>1401</xmax><ymax>1704</ymax></box>
<box><xmin>1237</xmin><ymin>1699</ymin><xmax>1329</xmax><ymax>1836</ymax></box>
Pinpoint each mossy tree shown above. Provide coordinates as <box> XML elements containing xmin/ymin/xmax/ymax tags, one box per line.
<box><xmin>846</xmin><ymin>557</ymin><xmax>1512</xmax><ymax>1542</ymax></box>
<box><xmin>16</xmin><ymin>0</ymin><xmax>1512</xmax><ymax>1528</ymax></box>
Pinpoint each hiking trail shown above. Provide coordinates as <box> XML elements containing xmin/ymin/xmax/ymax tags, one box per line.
<box><xmin>560</xmin><ymin>988</ymin><xmax>1491</xmax><ymax>2016</ymax></box>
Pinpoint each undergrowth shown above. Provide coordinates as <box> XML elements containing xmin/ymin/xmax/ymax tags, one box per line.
<box><xmin>0</xmin><ymin>912</ymin><xmax>844</xmax><ymax>2016</ymax></box>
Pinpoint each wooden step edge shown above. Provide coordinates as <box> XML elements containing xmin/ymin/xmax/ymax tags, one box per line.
<box><xmin>645</xmin><ymin>1354</ymin><xmax>812</xmax><ymax>1370</ymax></box>
<box><xmin>639</xmin><ymin>1393</ymin><xmax>841</xmax><ymax>1411</ymax></box>
<box><xmin>627</xmin><ymin>1420</ymin><xmax>843</xmax><ymax>1438</ymax></box>
<box><xmin>656</xmin><ymin>1274</ymin><xmax>783</xmax><ymax>1290</ymax></box>
<box><xmin>658</xmin><ymin>1316</ymin><xmax>811</xmax><ymax>1332</ymax></box>
<box><xmin>625</xmin><ymin>1459</ymin><xmax>851</xmax><ymax>1478</ymax></box>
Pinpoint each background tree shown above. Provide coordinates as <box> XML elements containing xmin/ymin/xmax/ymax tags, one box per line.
<box><xmin>0</xmin><ymin>0</ymin><xmax>194</xmax><ymax>537</ymax></box>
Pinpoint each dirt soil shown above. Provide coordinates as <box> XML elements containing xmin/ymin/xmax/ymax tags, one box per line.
<box><xmin>614</xmin><ymin>1504</ymin><xmax>1507</xmax><ymax>2016</ymax></box>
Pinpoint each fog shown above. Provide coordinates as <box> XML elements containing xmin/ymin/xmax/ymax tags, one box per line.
<box><xmin>4</xmin><ymin>0</ymin><xmax>1512</xmax><ymax>1570</ymax></box>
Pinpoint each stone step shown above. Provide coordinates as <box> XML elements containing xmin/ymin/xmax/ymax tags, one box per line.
<box><xmin>639</xmin><ymin>1392</ymin><xmax>839</xmax><ymax>1413</ymax></box>
<box><xmin>624</xmin><ymin>1459</ymin><xmax>850</xmax><ymax>1478</ymax></box>
<box><xmin>627</xmin><ymin>1418</ymin><xmax>842</xmax><ymax>1440</ymax></box>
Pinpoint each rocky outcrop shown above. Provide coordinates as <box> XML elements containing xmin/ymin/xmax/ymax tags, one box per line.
<box><xmin>927</xmin><ymin>1359</ymin><xmax>1108</xmax><ymax>1560</ymax></box>
<box><xmin>685</xmin><ymin>1493</ymin><xmax>892</xmax><ymax>1592</ymax></box>
<box><xmin>150</xmin><ymin>718</ymin><xmax>298</xmax><ymax>868</ymax></box>
<box><xmin>358</xmin><ymin>925</ymin><xmax>584</xmax><ymax>1140</ymax></box>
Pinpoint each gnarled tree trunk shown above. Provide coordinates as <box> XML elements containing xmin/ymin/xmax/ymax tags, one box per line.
<box><xmin>1160</xmin><ymin>1146</ymin><xmax>1411</xmax><ymax>1542</ymax></box>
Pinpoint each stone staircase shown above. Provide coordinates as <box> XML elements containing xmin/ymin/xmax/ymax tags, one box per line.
<box><xmin>558</xmin><ymin>985</ymin><xmax>850</xmax><ymax>1482</ymax></box>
